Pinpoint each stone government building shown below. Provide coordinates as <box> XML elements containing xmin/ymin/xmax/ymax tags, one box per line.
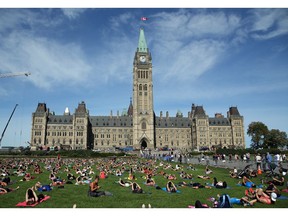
<box><xmin>30</xmin><ymin>28</ymin><xmax>245</xmax><ymax>151</ymax></box>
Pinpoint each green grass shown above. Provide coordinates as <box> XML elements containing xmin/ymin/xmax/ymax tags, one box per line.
<box><xmin>1</xmin><ymin>156</ymin><xmax>287</xmax><ymax>208</ymax></box>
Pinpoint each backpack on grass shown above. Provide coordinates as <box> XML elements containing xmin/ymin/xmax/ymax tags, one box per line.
<box><xmin>217</xmin><ymin>194</ymin><xmax>232</xmax><ymax>208</ymax></box>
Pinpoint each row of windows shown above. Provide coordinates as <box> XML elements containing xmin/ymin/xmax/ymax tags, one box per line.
<box><xmin>93</xmin><ymin>129</ymin><xmax>132</xmax><ymax>133</ymax></box>
<box><xmin>47</xmin><ymin>126</ymin><xmax>73</xmax><ymax>130</ymax></box>
<box><xmin>137</xmin><ymin>70</ymin><xmax>149</xmax><ymax>79</ymax></box>
<box><xmin>139</xmin><ymin>84</ymin><xmax>148</xmax><ymax>91</ymax></box>
<box><xmin>157</xmin><ymin>123</ymin><xmax>190</xmax><ymax>127</ymax></box>
<box><xmin>34</xmin><ymin>118</ymin><xmax>43</xmax><ymax>123</ymax></box>
<box><xmin>139</xmin><ymin>92</ymin><xmax>148</xmax><ymax>96</ymax></box>
<box><xmin>33</xmin><ymin>138</ymin><xmax>85</xmax><ymax>145</ymax></box>
<box><xmin>95</xmin><ymin>140</ymin><xmax>132</xmax><ymax>146</ymax></box>
<box><xmin>158</xmin><ymin>134</ymin><xmax>191</xmax><ymax>139</ymax></box>
<box><xmin>95</xmin><ymin>133</ymin><xmax>132</xmax><ymax>139</ymax></box>
<box><xmin>210</xmin><ymin>132</ymin><xmax>232</xmax><ymax>137</ymax></box>
<box><xmin>47</xmin><ymin>131</ymin><xmax>73</xmax><ymax>136</ymax></box>
<box><xmin>95</xmin><ymin>122</ymin><xmax>132</xmax><ymax>126</ymax></box>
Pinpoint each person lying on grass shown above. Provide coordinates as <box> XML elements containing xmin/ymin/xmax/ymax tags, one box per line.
<box><xmin>240</xmin><ymin>176</ymin><xmax>256</xmax><ymax>188</ymax></box>
<box><xmin>213</xmin><ymin>177</ymin><xmax>228</xmax><ymax>189</ymax></box>
<box><xmin>179</xmin><ymin>171</ymin><xmax>193</xmax><ymax>179</ymax></box>
<box><xmin>131</xmin><ymin>182</ymin><xmax>143</xmax><ymax>193</ymax></box>
<box><xmin>241</xmin><ymin>188</ymin><xmax>277</xmax><ymax>205</ymax></box>
<box><xmin>166</xmin><ymin>181</ymin><xmax>177</xmax><ymax>193</ymax></box>
<box><xmin>266</xmin><ymin>176</ymin><xmax>285</xmax><ymax>186</ymax></box>
<box><xmin>178</xmin><ymin>181</ymin><xmax>211</xmax><ymax>189</ymax></box>
<box><xmin>0</xmin><ymin>186</ymin><xmax>19</xmax><ymax>195</ymax></box>
<box><xmin>264</xmin><ymin>182</ymin><xmax>281</xmax><ymax>197</ymax></box>
<box><xmin>25</xmin><ymin>187</ymin><xmax>45</xmax><ymax>205</ymax></box>
<box><xmin>145</xmin><ymin>174</ymin><xmax>156</xmax><ymax>186</ymax></box>
<box><xmin>118</xmin><ymin>178</ymin><xmax>132</xmax><ymax>187</ymax></box>
<box><xmin>197</xmin><ymin>175</ymin><xmax>210</xmax><ymax>180</ymax></box>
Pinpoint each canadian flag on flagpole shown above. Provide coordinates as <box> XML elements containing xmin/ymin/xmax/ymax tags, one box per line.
<box><xmin>141</xmin><ymin>17</ymin><xmax>148</xmax><ymax>21</ymax></box>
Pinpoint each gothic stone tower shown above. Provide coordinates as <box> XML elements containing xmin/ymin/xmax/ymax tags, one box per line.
<box><xmin>132</xmin><ymin>28</ymin><xmax>155</xmax><ymax>149</ymax></box>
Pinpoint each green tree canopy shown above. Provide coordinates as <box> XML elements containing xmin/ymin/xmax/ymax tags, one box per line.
<box><xmin>247</xmin><ymin>121</ymin><xmax>269</xmax><ymax>149</ymax></box>
<box><xmin>265</xmin><ymin>129</ymin><xmax>288</xmax><ymax>149</ymax></box>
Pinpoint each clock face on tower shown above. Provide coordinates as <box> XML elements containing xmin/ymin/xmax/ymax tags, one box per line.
<box><xmin>139</xmin><ymin>56</ymin><xmax>146</xmax><ymax>63</ymax></box>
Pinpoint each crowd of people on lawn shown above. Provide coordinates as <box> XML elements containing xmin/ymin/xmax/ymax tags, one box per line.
<box><xmin>0</xmin><ymin>151</ymin><xmax>287</xmax><ymax>208</ymax></box>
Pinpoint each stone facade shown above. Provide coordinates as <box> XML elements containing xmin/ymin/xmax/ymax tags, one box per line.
<box><xmin>30</xmin><ymin>28</ymin><xmax>245</xmax><ymax>151</ymax></box>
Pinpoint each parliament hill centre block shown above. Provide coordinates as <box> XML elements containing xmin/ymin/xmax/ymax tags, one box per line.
<box><xmin>30</xmin><ymin>28</ymin><xmax>245</xmax><ymax>151</ymax></box>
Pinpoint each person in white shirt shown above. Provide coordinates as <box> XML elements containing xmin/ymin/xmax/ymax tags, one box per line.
<box><xmin>255</xmin><ymin>153</ymin><xmax>262</xmax><ymax>170</ymax></box>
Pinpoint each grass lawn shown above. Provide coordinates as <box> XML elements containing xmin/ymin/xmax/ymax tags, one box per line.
<box><xmin>1</xmin><ymin>156</ymin><xmax>287</xmax><ymax>208</ymax></box>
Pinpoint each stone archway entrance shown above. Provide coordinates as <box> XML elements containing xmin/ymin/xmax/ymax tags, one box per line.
<box><xmin>140</xmin><ymin>139</ymin><xmax>147</xmax><ymax>149</ymax></box>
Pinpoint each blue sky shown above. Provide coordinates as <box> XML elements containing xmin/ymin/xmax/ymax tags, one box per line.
<box><xmin>0</xmin><ymin>4</ymin><xmax>288</xmax><ymax>148</ymax></box>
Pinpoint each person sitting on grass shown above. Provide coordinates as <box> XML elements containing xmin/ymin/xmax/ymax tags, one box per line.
<box><xmin>131</xmin><ymin>182</ymin><xmax>143</xmax><ymax>193</ymax></box>
<box><xmin>205</xmin><ymin>165</ymin><xmax>213</xmax><ymax>175</ymax></box>
<box><xmin>88</xmin><ymin>175</ymin><xmax>111</xmax><ymax>197</ymax></box>
<box><xmin>229</xmin><ymin>167</ymin><xmax>238</xmax><ymax>178</ymax></box>
<box><xmin>166</xmin><ymin>181</ymin><xmax>177</xmax><ymax>193</ymax></box>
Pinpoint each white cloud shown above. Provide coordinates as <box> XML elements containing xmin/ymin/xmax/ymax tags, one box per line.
<box><xmin>110</xmin><ymin>12</ymin><xmax>134</xmax><ymax>30</ymax></box>
<box><xmin>61</xmin><ymin>8</ymin><xmax>86</xmax><ymax>20</ymax></box>
<box><xmin>157</xmin><ymin>39</ymin><xmax>227</xmax><ymax>83</ymax></box>
<box><xmin>187</xmin><ymin>12</ymin><xmax>241</xmax><ymax>37</ymax></box>
<box><xmin>147</xmin><ymin>10</ymin><xmax>234</xmax><ymax>84</ymax></box>
<box><xmin>151</xmin><ymin>10</ymin><xmax>242</xmax><ymax>40</ymax></box>
<box><xmin>0</xmin><ymin>9</ymin><xmax>64</xmax><ymax>35</ymax></box>
<box><xmin>0</xmin><ymin>32</ymin><xmax>92</xmax><ymax>90</ymax></box>
<box><xmin>249</xmin><ymin>9</ymin><xmax>288</xmax><ymax>39</ymax></box>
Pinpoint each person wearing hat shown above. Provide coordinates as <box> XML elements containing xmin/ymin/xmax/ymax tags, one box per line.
<box><xmin>270</xmin><ymin>192</ymin><xmax>277</xmax><ymax>203</ymax></box>
<box><xmin>248</xmin><ymin>188</ymin><xmax>277</xmax><ymax>205</ymax></box>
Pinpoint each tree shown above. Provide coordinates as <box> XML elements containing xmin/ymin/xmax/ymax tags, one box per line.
<box><xmin>247</xmin><ymin>121</ymin><xmax>269</xmax><ymax>149</ymax></box>
<box><xmin>265</xmin><ymin>129</ymin><xmax>288</xmax><ymax>149</ymax></box>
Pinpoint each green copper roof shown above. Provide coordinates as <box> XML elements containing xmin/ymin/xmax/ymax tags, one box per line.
<box><xmin>138</xmin><ymin>28</ymin><xmax>148</xmax><ymax>53</ymax></box>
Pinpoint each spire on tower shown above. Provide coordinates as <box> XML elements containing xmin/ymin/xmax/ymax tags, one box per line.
<box><xmin>128</xmin><ymin>97</ymin><xmax>133</xmax><ymax>116</ymax></box>
<box><xmin>138</xmin><ymin>28</ymin><xmax>148</xmax><ymax>53</ymax></box>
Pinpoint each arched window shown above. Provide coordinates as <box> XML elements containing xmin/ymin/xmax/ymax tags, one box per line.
<box><xmin>142</xmin><ymin>122</ymin><xmax>146</xmax><ymax>130</ymax></box>
<box><xmin>144</xmin><ymin>84</ymin><xmax>147</xmax><ymax>91</ymax></box>
<box><xmin>139</xmin><ymin>84</ymin><xmax>142</xmax><ymax>90</ymax></box>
